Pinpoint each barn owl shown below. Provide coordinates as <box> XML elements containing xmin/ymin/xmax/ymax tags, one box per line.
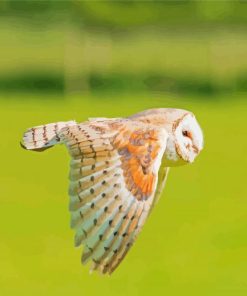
<box><xmin>21</xmin><ymin>108</ymin><xmax>203</xmax><ymax>274</ymax></box>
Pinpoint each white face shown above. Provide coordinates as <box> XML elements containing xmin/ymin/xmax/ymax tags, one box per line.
<box><xmin>164</xmin><ymin>113</ymin><xmax>203</xmax><ymax>166</ymax></box>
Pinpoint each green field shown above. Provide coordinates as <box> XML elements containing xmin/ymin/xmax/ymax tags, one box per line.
<box><xmin>1</xmin><ymin>1</ymin><xmax>247</xmax><ymax>294</ymax></box>
<box><xmin>1</xmin><ymin>92</ymin><xmax>246</xmax><ymax>295</ymax></box>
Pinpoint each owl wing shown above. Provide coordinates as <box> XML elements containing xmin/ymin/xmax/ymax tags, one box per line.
<box><xmin>59</xmin><ymin>119</ymin><xmax>169</xmax><ymax>274</ymax></box>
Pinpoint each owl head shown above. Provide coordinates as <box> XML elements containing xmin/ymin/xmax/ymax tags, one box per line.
<box><xmin>129</xmin><ymin>108</ymin><xmax>204</xmax><ymax>166</ymax></box>
<box><xmin>163</xmin><ymin>110</ymin><xmax>203</xmax><ymax>166</ymax></box>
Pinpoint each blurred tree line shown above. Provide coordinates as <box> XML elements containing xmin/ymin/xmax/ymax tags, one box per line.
<box><xmin>0</xmin><ymin>0</ymin><xmax>246</xmax><ymax>96</ymax></box>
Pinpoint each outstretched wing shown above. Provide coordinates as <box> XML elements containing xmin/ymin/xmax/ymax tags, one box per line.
<box><xmin>59</xmin><ymin>119</ymin><xmax>168</xmax><ymax>274</ymax></box>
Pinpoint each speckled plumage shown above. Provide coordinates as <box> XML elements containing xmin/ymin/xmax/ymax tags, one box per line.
<box><xmin>22</xmin><ymin>108</ymin><xmax>203</xmax><ymax>274</ymax></box>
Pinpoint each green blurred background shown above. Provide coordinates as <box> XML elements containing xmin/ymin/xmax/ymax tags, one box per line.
<box><xmin>0</xmin><ymin>1</ymin><xmax>247</xmax><ymax>295</ymax></box>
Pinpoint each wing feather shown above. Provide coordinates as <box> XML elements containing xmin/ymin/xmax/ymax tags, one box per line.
<box><xmin>59</xmin><ymin>119</ymin><xmax>169</xmax><ymax>274</ymax></box>
<box><xmin>107</xmin><ymin>198</ymin><xmax>152</xmax><ymax>274</ymax></box>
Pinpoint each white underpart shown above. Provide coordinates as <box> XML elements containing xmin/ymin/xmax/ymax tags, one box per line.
<box><xmin>164</xmin><ymin>134</ymin><xmax>180</xmax><ymax>162</ymax></box>
<box><xmin>152</xmin><ymin>128</ymin><xmax>169</xmax><ymax>189</ymax></box>
<box><xmin>152</xmin><ymin>128</ymin><xmax>169</xmax><ymax>173</ymax></box>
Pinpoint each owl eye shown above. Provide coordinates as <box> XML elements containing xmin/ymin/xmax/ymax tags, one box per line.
<box><xmin>182</xmin><ymin>130</ymin><xmax>192</xmax><ymax>139</ymax></box>
<box><xmin>182</xmin><ymin>130</ymin><xmax>189</xmax><ymax>137</ymax></box>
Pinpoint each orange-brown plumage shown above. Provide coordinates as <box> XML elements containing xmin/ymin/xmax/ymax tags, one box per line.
<box><xmin>112</xmin><ymin>124</ymin><xmax>162</xmax><ymax>200</ymax></box>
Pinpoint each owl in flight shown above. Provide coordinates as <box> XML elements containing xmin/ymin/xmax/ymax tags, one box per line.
<box><xmin>22</xmin><ymin>108</ymin><xmax>203</xmax><ymax>274</ymax></box>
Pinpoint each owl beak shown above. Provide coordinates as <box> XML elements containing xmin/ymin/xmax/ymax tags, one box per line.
<box><xmin>192</xmin><ymin>144</ymin><xmax>199</xmax><ymax>154</ymax></box>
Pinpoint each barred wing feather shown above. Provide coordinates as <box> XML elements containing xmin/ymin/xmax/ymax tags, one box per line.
<box><xmin>59</xmin><ymin>119</ymin><xmax>168</xmax><ymax>274</ymax></box>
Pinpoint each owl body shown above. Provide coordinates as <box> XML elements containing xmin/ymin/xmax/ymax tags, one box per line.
<box><xmin>22</xmin><ymin>108</ymin><xmax>203</xmax><ymax>274</ymax></box>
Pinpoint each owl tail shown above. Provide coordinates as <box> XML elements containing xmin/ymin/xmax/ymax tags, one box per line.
<box><xmin>21</xmin><ymin>121</ymin><xmax>77</xmax><ymax>152</ymax></box>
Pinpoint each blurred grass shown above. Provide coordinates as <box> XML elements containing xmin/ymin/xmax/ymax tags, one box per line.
<box><xmin>0</xmin><ymin>92</ymin><xmax>246</xmax><ymax>295</ymax></box>
<box><xmin>0</xmin><ymin>21</ymin><xmax>65</xmax><ymax>74</ymax></box>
